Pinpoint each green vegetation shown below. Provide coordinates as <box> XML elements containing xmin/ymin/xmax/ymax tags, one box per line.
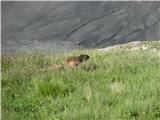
<box><xmin>2</xmin><ymin>43</ymin><xmax>160</xmax><ymax>120</ymax></box>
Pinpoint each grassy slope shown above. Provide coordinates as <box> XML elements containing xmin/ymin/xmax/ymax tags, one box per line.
<box><xmin>2</xmin><ymin>41</ymin><xmax>160</xmax><ymax>120</ymax></box>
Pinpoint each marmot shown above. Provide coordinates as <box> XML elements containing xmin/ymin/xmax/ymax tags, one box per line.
<box><xmin>51</xmin><ymin>54</ymin><xmax>90</xmax><ymax>70</ymax></box>
<box><xmin>66</xmin><ymin>54</ymin><xmax>89</xmax><ymax>68</ymax></box>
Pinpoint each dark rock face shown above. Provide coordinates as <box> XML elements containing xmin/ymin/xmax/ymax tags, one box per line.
<box><xmin>2</xmin><ymin>1</ymin><xmax>160</xmax><ymax>53</ymax></box>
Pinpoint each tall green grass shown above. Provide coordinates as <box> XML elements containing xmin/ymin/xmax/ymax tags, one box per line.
<box><xmin>1</xmin><ymin>48</ymin><xmax>160</xmax><ymax>120</ymax></box>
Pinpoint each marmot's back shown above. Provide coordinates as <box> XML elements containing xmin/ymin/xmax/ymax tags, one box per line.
<box><xmin>66</xmin><ymin>56</ymin><xmax>79</xmax><ymax>63</ymax></box>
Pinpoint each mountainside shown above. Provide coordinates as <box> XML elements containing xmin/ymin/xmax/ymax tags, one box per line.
<box><xmin>2</xmin><ymin>1</ymin><xmax>160</xmax><ymax>53</ymax></box>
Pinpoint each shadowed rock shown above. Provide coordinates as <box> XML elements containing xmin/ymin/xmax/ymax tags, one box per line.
<box><xmin>2</xmin><ymin>1</ymin><xmax>160</xmax><ymax>53</ymax></box>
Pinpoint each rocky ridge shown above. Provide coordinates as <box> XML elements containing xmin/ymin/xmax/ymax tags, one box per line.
<box><xmin>2</xmin><ymin>1</ymin><xmax>160</xmax><ymax>53</ymax></box>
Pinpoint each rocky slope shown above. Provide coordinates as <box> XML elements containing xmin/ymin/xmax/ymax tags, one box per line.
<box><xmin>2</xmin><ymin>1</ymin><xmax>160</xmax><ymax>53</ymax></box>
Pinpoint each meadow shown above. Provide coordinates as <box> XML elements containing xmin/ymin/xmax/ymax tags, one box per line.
<box><xmin>1</xmin><ymin>41</ymin><xmax>160</xmax><ymax>120</ymax></box>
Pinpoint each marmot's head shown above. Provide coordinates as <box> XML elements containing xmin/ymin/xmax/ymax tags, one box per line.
<box><xmin>78</xmin><ymin>54</ymin><xmax>90</xmax><ymax>62</ymax></box>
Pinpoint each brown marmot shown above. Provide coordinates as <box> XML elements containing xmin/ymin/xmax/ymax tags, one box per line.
<box><xmin>51</xmin><ymin>54</ymin><xmax>90</xmax><ymax>70</ymax></box>
<box><xmin>66</xmin><ymin>54</ymin><xmax>89</xmax><ymax>68</ymax></box>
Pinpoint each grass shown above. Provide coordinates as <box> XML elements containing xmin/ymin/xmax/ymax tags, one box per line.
<box><xmin>1</xmin><ymin>44</ymin><xmax>160</xmax><ymax>120</ymax></box>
